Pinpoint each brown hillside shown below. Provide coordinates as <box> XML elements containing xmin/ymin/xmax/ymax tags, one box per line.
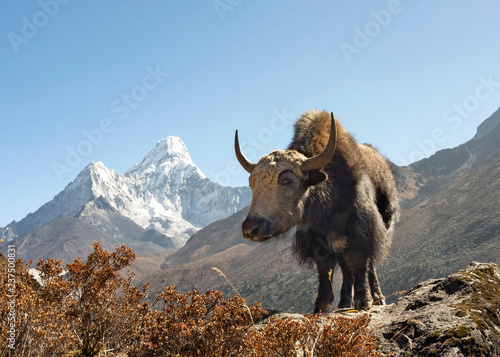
<box><xmin>146</xmin><ymin>208</ymin><xmax>321</xmax><ymax>313</ymax></box>
<box><xmin>380</xmin><ymin>145</ymin><xmax>500</xmax><ymax>297</ymax></box>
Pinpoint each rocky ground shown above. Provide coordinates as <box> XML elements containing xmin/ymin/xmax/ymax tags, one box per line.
<box><xmin>255</xmin><ymin>262</ymin><xmax>500</xmax><ymax>356</ymax></box>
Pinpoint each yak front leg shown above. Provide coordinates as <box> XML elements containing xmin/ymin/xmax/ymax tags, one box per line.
<box><xmin>338</xmin><ymin>263</ymin><xmax>354</xmax><ymax>309</ymax></box>
<box><xmin>313</xmin><ymin>261</ymin><xmax>335</xmax><ymax>313</ymax></box>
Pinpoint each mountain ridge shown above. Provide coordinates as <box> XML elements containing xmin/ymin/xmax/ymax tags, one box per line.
<box><xmin>396</xmin><ymin>107</ymin><xmax>500</xmax><ymax>209</ymax></box>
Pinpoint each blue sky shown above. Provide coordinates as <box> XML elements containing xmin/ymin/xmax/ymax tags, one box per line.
<box><xmin>1</xmin><ymin>1</ymin><xmax>500</xmax><ymax>227</ymax></box>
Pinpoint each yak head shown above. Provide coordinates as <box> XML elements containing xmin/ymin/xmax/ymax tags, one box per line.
<box><xmin>234</xmin><ymin>112</ymin><xmax>337</xmax><ymax>242</ymax></box>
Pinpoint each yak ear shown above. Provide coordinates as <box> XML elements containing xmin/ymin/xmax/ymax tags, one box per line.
<box><xmin>306</xmin><ymin>170</ymin><xmax>327</xmax><ymax>187</ymax></box>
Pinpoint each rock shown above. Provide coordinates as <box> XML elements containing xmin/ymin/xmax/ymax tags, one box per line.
<box><xmin>254</xmin><ymin>262</ymin><xmax>500</xmax><ymax>356</ymax></box>
<box><xmin>370</xmin><ymin>262</ymin><xmax>500</xmax><ymax>356</ymax></box>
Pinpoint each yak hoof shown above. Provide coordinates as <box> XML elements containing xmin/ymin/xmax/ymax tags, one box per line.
<box><xmin>373</xmin><ymin>298</ymin><xmax>386</xmax><ymax>306</ymax></box>
<box><xmin>337</xmin><ymin>300</ymin><xmax>353</xmax><ymax>309</ymax></box>
<box><xmin>354</xmin><ymin>297</ymin><xmax>373</xmax><ymax>311</ymax></box>
<box><xmin>314</xmin><ymin>301</ymin><xmax>332</xmax><ymax>314</ymax></box>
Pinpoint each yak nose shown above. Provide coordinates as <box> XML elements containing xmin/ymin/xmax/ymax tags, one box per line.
<box><xmin>242</xmin><ymin>216</ymin><xmax>270</xmax><ymax>240</ymax></box>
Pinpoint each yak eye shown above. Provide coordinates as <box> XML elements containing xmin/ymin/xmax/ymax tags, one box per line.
<box><xmin>279</xmin><ymin>171</ymin><xmax>294</xmax><ymax>187</ymax></box>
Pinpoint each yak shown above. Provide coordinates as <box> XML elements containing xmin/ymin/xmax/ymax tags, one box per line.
<box><xmin>234</xmin><ymin>109</ymin><xmax>399</xmax><ymax>313</ymax></box>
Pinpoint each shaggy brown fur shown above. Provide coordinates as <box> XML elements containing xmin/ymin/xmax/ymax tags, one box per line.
<box><xmin>238</xmin><ymin>109</ymin><xmax>399</xmax><ymax>312</ymax></box>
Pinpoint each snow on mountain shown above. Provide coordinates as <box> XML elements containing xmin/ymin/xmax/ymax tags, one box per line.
<box><xmin>127</xmin><ymin>136</ymin><xmax>203</xmax><ymax>177</ymax></box>
<box><xmin>1</xmin><ymin>137</ymin><xmax>251</xmax><ymax>250</ymax></box>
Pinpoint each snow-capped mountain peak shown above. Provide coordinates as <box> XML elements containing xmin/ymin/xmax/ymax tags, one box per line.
<box><xmin>1</xmin><ymin>136</ymin><xmax>251</xmax><ymax>251</ymax></box>
<box><xmin>126</xmin><ymin>137</ymin><xmax>205</xmax><ymax>179</ymax></box>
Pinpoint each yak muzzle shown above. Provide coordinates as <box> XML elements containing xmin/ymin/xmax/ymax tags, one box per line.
<box><xmin>242</xmin><ymin>216</ymin><xmax>272</xmax><ymax>241</ymax></box>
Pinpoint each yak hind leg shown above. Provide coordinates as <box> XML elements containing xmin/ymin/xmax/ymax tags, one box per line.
<box><xmin>368</xmin><ymin>261</ymin><xmax>385</xmax><ymax>305</ymax></box>
<box><xmin>313</xmin><ymin>260</ymin><xmax>336</xmax><ymax>314</ymax></box>
<box><xmin>354</xmin><ymin>268</ymin><xmax>373</xmax><ymax>310</ymax></box>
<box><xmin>353</xmin><ymin>266</ymin><xmax>373</xmax><ymax>310</ymax></box>
<box><xmin>338</xmin><ymin>263</ymin><xmax>354</xmax><ymax>309</ymax></box>
<box><xmin>338</xmin><ymin>258</ymin><xmax>373</xmax><ymax>310</ymax></box>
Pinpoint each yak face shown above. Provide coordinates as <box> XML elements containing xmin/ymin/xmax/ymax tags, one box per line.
<box><xmin>234</xmin><ymin>112</ymin><xmax>337</xmax><ymax>242</ymax></box>
<box><xmin>241</xmin><ymin>150</ymin><xmax>327</xmax><ymax>241</ymax></box>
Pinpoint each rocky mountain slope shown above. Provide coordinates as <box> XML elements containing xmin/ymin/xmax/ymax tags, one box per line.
<box><xmin>12</xmin><ymin>197</ymin><xmax>172</xmax><ymax>265</ymax></box>
<box><xmin>1</xmin><ymin>137</ymin><xmax>251</xmax><ymax>266</ymax></box>
<box><xmin>145</xmin><ymin>107</ymin><xmax>500</xmax><ymax>314</ymax></box>
<box><xmin>381</xmin><ymin>108</ymin><xmax>500</xmax><ymax>299</ymax></box>
<box><xmin>382</xmin><ymin>144</ymin><xmax>500</xmax><ymax>298</ymax></box>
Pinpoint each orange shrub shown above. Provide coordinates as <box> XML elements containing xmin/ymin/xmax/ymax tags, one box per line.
<box><xmin>245</xmin><ymin>314</ymin><xmax>380</xmax><ymax>357</ymax></box>
<box><xmin>0</xmin><ymin>244</ymin><xmax>380</xmax><ymax>357</ymax></box>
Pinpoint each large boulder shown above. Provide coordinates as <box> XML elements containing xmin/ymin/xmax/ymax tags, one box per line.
<box><xmin>371</xmin><ymin>261</ymin><xmax>500</xmax><ymax>356</ymax></box>
<box><xmin>254</xmin><ymin>262</ymin><xmax>500</xmax><ymax>356</ymax></box>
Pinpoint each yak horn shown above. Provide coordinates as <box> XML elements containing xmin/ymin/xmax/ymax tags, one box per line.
<box><xmin>301</xmin><ymin>112</ymin><xmax>337</xmax><ymax>172</ymax></box>
<box><xmin>234</xmin><ymin>130</ymin><xmax>256</xmax><ymax>174</ymax></box>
